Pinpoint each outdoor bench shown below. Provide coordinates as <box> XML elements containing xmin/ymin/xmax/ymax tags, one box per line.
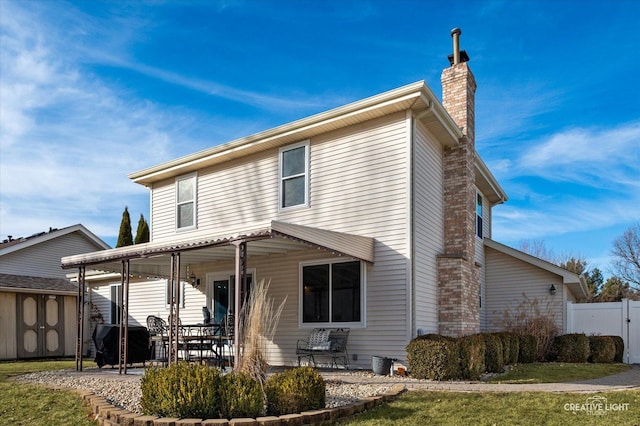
<box><xmin>296</xmin><ymin>328</ymin><xmax>350</xmax><ymax>369</ymax></box>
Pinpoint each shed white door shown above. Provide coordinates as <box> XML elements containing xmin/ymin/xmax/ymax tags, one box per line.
<box><xmin>16</xmin><ymin>294</ymin><xmax>64</xmax><ymax>358</ymax></box>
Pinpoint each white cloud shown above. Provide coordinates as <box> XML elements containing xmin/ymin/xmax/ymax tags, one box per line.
<box><xmin>518</xmin><ymin>122</ymin><xmax>640</xmax><ymax>188</ymax></box>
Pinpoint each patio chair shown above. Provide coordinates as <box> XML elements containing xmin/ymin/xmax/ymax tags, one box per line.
<box><xmin>223</xmin><ymin>313</ymin><xmax>235</xmax><ymax>368</ymax></box>
<box><xmin>146</xmin><ymin>315</ymin><xmax>168</xmax><ymax>365</ymax></box>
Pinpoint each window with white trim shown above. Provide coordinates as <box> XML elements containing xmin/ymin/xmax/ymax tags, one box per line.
<box><xmin>300</xmin><ymin>259</ymin><xmax>363</xmax><ymax>325</ymax></box>
<box><xmin>109</xmin><ymin>283</ymin><xmax>121</xmax><ymax>324</ymax></box>
<box><xmin>176</xmin><ymin>173</ymin><xmax>196</xmax><ymax>230</ymax></box>
<box><xmin>279</xmin><ymin>141</ymin><xmax>309</xmax><ymax>209</ymax></box>
<box><xmin>476</xmin><ymin>192</ymin><xmax>483</xmax><ymax>239</ymax></box>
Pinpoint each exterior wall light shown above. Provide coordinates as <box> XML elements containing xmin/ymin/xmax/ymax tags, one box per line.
<box><xmin>549</xmin><ymin>284</ymin><xmax>557</xmax><ymax>295</ymax></box>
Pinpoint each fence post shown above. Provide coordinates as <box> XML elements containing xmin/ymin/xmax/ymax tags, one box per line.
<box><xmin>566</xmin><ymin>301</ymin><xmax>573</xmax><ymax>333</ymax></box>
<box><xmin>621</xmin><ymin>298</ymin><xmax>629</xmax><ymax>364</ymax></box>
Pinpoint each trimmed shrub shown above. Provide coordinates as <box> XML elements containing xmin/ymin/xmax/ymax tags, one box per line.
<box><xmin>482</xmin><ymin>333</ymin><xmax>504</xmax><ymax>373</ymax></box>
<box><xmin>610</xmin><ymin>336</ymin><xmax>625</xmax><ymax>362</ymax></box>
<box><xmin>406</xmin><ymin>338</ymin><xmax>461</xmax><ymax>380</ymax></box>
<box><xmin>219</xmin><ymin>372</ymin><xmax>264</xmax><ymax>419</ymax></box>
<box><xmin>140</xmin><ymin>362</ymin><xmax>222</xmax><ymax>418</ymax></box>
<box><xmin>588</xmin><ymin>336</ymin><xmax>616</xmax><ymax>363</ymax></box>
<box><xmin>551</xmin><ymin>334</ymin><xmax>590</xmax><ymax>363</ymax></box>
<box><xmin>493</xmin><ymin>332</ymin><xmax>519</xmax><ymax>365</ymax></box>
<box><xmin>458</xmin><ymin>334</ymin><xmax>486</xmax><ymax>380</ymax></box>
<box><xmin>265</xmin><ymin>367</ymin><xmax>325</xmax><ymax>416</ymax></box>
<box><xmin>492</xmin><ymin>332</ymin><xmax>511</xmax><ymax>366</ymax></box>
<box><xmin>518</xmin><ymin>334</ymin><xmax>536</xmax><ymax>364</ymax></box>
<box><xmin>415</xmin><ymin>333</ymin><xmax>456</xmax><ymax>342</ymax></box>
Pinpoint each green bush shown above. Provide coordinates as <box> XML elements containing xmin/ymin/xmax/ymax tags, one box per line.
<box><xmin>265</xmin><ymin>367</ymin><xmax>326</xmax><ymax>416</ymax></box>
<box><xmin>493</xmin><ymin>332</ymin><xmax>520</xmax><ymax>365</ymax></box>
<box><xmin>551</xmin><ymin>334</ymin><xmax>590</xmax><ymax>363</ymax></box>
<box><xmin>406</xmin><ymin>338</ymin><xmax>461</xmax><ymax>380</ymax></box>
<box><xmin>415</xmin><ymin>333</ymin><xmax>456</xmax><ymax>342</ymax></box>
<box><xmin>610</xmin><ymin>336</ymin><xmax>625</xmax><ymax>362</ymax></box>
<box><xmin>458</xmin><ymin>334</ymin><xmax>486</xmax><ymax>380</ymax></box>
<box><xmin>219</xmin><ymin>372</ymin><xmax>264</xmax><ymax>419</ymax></box>
<box><xmin>482</xmin><ymin>333</ymin><xmax>504</xmax><ymax>373</ymax></box>
<box><xmin>517</xmin><ymin>334</ymin><xmax>536</xmax><ymax>364</ymax></box>
<box><xmin>588</xmin><ymin>336</ymin><xmax>616</xmax><ymax>363</ymax></box>
<box><xmin>140</xmin><ymin>362</ymin><xmax>222</xmax><ymax>418</ymax></box>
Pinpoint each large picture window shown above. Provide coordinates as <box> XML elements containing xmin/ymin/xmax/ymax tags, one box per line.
<box><xmin>301</xmin><ymin>260</ymin><xmax>363</xmax><ymax>325</ymax></box>
<box><xmin>176</xmin><ymin>173</ymin><xmax>196</xmax><ymax>229</ymax></box>
<box><xmin>279</xmin><ymin>141</ymin><xmax>309</xmax><ymax>209</ymax></box>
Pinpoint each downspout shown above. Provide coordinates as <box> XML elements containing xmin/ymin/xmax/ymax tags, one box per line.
<box><xmin>410</xmin><ymin>101</ymin><xmax>434</xmax><ymax>339</ymax></box>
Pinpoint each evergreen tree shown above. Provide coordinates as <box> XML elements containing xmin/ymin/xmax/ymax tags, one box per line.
<box><xmin>584</xmin><ymin>268</ymin><xmax>604</xmax><ymax>301</ymax></box>
<box><xmin>116</xmin><ymin>206</ymin><xmax>133</xmax><ymax>247</ymax></box>
<box><xmin>134</xmin><ymin>214</ymin><xmax>150</xmax><ymax>244</ymax></box>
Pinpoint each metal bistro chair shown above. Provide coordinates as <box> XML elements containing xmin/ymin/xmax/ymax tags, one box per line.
<box><xmin>146</xmin><ymin>315</ymin><xmax>168</xmax><ymax>365</ymax></box>
<box><xmin>223</xmin><ymin>313</ymin><xmax>235</xmax><ymax>368</ymax></box>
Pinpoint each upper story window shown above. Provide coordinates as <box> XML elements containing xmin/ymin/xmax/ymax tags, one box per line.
<box><xmin>300</xmin><ymin>259</ymin><xmax>364</xmax><ymax>327</ymax></box>
<box><xmin>176</xmin><ymin>173</ymin><xmax>197</xmax><ymax>230</ymax></box>
<box><xmin>476</xmin><ymin>192</ymin><xmax>483</xmax><ymax>239</ymax></box>
<box><xmin>279</xmin><ymin>141</ymin><xmax>309</xmax><ymax>209</ymax></box>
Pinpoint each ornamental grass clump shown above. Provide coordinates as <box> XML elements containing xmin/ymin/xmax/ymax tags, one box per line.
<box><xmin>265</xmin><ymin>367</ymin><xmax>326</xmax><ymax>416</ymax></box>
<box><xmin>140</xmin><ymin>362</ymin><xmax>222</xmax><ymax>418</ymax></box>
<box><xmin>237</xmin><ymin>279</ymin><xmax>286</xmax><ymax>395</ymax></box>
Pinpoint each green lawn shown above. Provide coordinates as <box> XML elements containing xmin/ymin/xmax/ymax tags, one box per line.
<box><xmin>1</xmin><ymin>360</ymin><xmax>637</xmax><ymax>426</ymax></box>
<box><xmin>0</xmin><ymin>360</ymin><xmax>97</xmax><ymax>426</ymax></box>
<box><xmin>340</xmin><ymin>390</ymin><xmax>640</xmax><ymax>425</ymax></box>
<box><xmin>488</xmin><ymin>362</ymin><xmax>631</xmax><ymax>384</ymax></box>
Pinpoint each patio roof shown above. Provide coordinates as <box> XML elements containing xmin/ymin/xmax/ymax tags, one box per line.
<box><xmin>61</xmin><ymin>220</ymin><xmax>375</xmax><ymax>277</ymax></box>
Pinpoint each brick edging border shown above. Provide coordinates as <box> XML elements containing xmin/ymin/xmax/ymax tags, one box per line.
<box><xmin>76</xmin><ymin>385</ymin><xmax>406</xmax><ymax>426</ymax></box>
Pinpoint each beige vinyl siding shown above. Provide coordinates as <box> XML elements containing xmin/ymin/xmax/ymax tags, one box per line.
<box><xmin>0</xmin><ymin>233</ymin><xmax>104</xmax><ymax>279</ymax></box>
<box><xmin>149</xmin><ymin>113</ymin><xmax>409</xmax><ymax>245</ymax></box>
<box><xmin>125</xmin><ymin>113</ymin><xmax>413</xmax><ymax>366</ymax></box>
<box><xmin>191</xmin><ymin>247</ymin><xmax>409</xmax><ymax>368</ymax></box>
<box><xmin>0</xmin><ymin>292</ymin><xmax>17</xmax><ymax>359</ymax></box>
<box><xmin>475</xmin><ymin>187</ymin><xmax>489</xmax><ymax>329</ymax></box>
<box><xmin>484</xmin><ymin>246</ymin><xmax>565</xmax><ymax>333</ymax></box>
<box><xmin>412</xmin><ymin>120</ymin><xmax>444</xmax><ymax>335</ymax></box>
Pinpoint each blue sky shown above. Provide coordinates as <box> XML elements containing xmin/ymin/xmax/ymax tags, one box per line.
<box><xmin>1</xmin><ymin>0</ymin><xmax>639</xmax><ymax>275</ymax></box>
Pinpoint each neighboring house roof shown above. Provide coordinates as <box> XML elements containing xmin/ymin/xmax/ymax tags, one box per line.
<box><xmin>484</xmin><ymin>238</ymin><xmax>589</xmax><ymax>299</ymax></box>
<box><xmin>0</xmin><ymin>273</ymin><xmax>77</xmax><ymax>296</ymax></box>
<box><xmin>0</xmin><ymin>224</ymin><xmax>111</xmax><ymax>256</ymax></box>
<box><xmin>61</xmin><ymin>220</ymin><xmax>375</xmax><ymax>277</ymax></box>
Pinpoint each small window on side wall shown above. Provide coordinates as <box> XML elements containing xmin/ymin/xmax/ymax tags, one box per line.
<box><xmin>279</xmin><ymin>141</ymin><xmax>309</xmax><ymax>209</ymax></box>
<box><xmin>476</xmin><ymin>192</ymin><xmax>483</xmax><ymax>239</ymax></box>
<box><xmin>176</xmin><ymin>173</ymin><xmax>196</xmax><ymax>230</ymax></box>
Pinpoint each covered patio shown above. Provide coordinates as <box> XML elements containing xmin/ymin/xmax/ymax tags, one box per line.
<box><xmin>62</xmin><ymin>220</ymin><xmax>374</xmax><ymax>374</ymax></box>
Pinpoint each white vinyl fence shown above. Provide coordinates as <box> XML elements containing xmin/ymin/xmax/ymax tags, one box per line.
<box><xmin>567</xmin><ymin>299</ymin><xmax>639</xmax><ymax>364</ymax></box>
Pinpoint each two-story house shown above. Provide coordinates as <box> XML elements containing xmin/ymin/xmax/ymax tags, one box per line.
<box><xmin>63</xmin><ymin>30</ymin><xmax>587</xmax><ymax>369</ymax></box>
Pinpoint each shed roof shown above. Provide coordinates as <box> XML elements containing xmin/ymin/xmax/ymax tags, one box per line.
<box><xmin>0</xmin><ymin>273</ymin><xmax>77</xmax><ymax>296</ymax></box>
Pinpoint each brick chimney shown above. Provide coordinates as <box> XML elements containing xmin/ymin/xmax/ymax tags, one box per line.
<box><xmin>437</xmin><ymin>28</ymin><xmax>480</xmax><ymax>337</ymax></box>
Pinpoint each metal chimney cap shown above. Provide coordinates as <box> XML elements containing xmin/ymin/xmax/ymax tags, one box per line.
<box><xmin>451</xmin><ymin>27</ymin><xmax>462</xmax><ymax>37</ymax></box>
